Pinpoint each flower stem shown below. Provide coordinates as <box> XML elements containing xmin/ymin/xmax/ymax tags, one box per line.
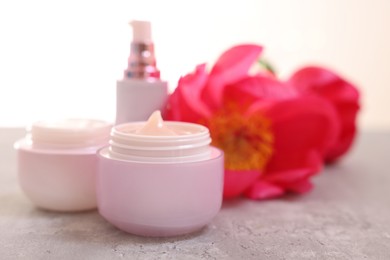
<box><xmin>258</xmin><ymin>58</ymin><xmax>276</xmax><ymax>76</ymax></box>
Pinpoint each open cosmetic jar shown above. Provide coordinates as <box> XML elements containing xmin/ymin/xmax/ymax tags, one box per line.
<box><xmin>15</xmin><ymin>119</ymin><xmax>112</xmax><ymax>212</ymax></box>
<box><xmin>97</xmin><ymin>111</ymin><xmax>224</xmax><ymax>237</ymax></box>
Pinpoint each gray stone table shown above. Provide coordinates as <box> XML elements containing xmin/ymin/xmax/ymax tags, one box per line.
<box><xmin>1</xmin><ymin>128</ymin><xmax>390</xmax><ymax>259</ymax></box>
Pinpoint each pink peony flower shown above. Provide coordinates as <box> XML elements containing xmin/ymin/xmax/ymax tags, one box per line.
<box><xmin>289</xmin><ymin>67</ymin><xmax>360</xmax><ymax>163</ymax></box>
<box><xmin>164</xmin><ymin>44</ymin><xmax>358</xmax><ymax>200</ymax></box>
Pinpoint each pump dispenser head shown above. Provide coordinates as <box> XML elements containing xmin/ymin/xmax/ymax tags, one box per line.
<box><xmin>124</xmin><ymin>20</ymin><xmax>160</xmax><ymax>79</ymax></box>
<box><xmin>131</xmin><ymin>20</ymin><xmax>152</xmax><ymax>43</ymax></box>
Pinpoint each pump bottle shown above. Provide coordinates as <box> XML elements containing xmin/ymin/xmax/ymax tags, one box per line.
<box><xmin>116</xmin><ymin>20</ymin><xmax>168</xmax><ymax>124</ymax></box>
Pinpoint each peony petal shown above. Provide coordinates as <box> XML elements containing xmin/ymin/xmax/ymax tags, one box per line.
<box><xmin>290</xmin><ymin>67</ymin><xmax>359</xmax><ymax>102</ymax></box>
<box><xmin>223</xmin><ymin>169</ymin><xmax>261</xmax><ymax>199</ymax></box>
<box><xmin>264</xmin><ymin>150</ymin><xmax>322</xmax><ymax>184</ymax></box>
<box><xmin>243</xmin><ymin>96</ymin><xmax>339</xmax><ymax>198</ymax></box>
<box><xmin>201</xmin><ymin>44</ymin><xmax>263</xmax><ymax>110</ymax></box>
<box><xmin>244</xmin><ymin>180</ymin><xmax>285</xmax><ymax>200</ymax></box>
<box><xmin>245</xmin><ymin>152</ymin><xmax>319</xmax><ymax>199</ymax></box>
<box><xmin>261</xmin><ymin>95</ymin><xmax>340</xmax><ymax>156</ymax></box>
<box><xmin>263</xmin><ymin>150</ymin><xmax>322</xmax><ymax>195</ymax></box>
<box><xmin>163</xmin><ymin>64</ymin><xmax>211</xmax><ymax>122</ymax></box>
<box><xmin>223</xmin><ymin>75</ymin><xmax>298</xmax><ymax>110</ymax></box>
<box><xmin>324</xmin><ymin>103</ymin><xmax>359</xmax><ymax>162</ymax></box>
<box><xmin>287</xmin><ymin>179</ymin><xmax>313</xmax><ymax>194</ymax></box>
<box><xmin>289</xmin><ymin>66</ymin><xmax>360</xmax><ymax>162</ymax></box>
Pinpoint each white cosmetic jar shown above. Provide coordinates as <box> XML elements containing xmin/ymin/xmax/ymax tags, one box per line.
<box><xmin>15</xmin><ymin>119</ymin><xmax>112</xmax><ymax>212</ymax></box>
<box><xmin>97</xmin><ymin>121</ymin><xmax>224</xmax><ymax>237</ymax></box>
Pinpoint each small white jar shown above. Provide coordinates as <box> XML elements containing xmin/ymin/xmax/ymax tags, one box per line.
<box><xmin>15</xmin><ymin>119</ymin><xmax>111</xmax><ymax>212</ymax></box>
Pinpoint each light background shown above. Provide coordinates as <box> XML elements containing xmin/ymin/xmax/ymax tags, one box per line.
<box><xmin>0</xmin><ymin>0</ymin><xmax>389</xmax><ymax>129</ymax></box>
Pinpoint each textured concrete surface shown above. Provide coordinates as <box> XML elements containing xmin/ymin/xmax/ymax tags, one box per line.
<box><xmin>1</xmin><ymin>128</ymin><xmax>390</xmax><ymax>260</ymax></box>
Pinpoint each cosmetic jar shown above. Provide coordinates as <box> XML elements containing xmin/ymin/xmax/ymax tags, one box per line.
<box><xmin>97</xmin><ymin>113</ymin><xmax>224</xmax><ymax>237</ymax></box>
<box><xmin>15</xmin><ymin>119</ymin><xmax>112</xmax><ymax>212</ymax></box>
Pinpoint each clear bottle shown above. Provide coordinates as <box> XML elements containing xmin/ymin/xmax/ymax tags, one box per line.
<box><xmin>116</xmin><ymin>20</ymin><xmax>168</xmax><ymax>124</ymax></box>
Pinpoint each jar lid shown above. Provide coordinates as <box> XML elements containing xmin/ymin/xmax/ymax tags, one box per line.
<box><xmin>30</xmin><ymin>119</ymin><xmax>112</xmax><ymax>148</ymax></box>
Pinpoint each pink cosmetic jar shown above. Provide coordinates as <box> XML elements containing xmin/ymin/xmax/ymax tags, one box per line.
<box><xmin>97</xmin><ymin>121</ymin><xmax>224</xmax><ymax>237</ymax></box>
<box><xmin>15</xmin><ymin>119</ymin><xmax>112</xmax><ymax>212</ymax></box>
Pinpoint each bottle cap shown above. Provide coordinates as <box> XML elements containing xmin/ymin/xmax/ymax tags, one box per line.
<box><xmin>130</xmin><ymin>20</ymin><xmax>152</xmax><ymax>43</ymax></box>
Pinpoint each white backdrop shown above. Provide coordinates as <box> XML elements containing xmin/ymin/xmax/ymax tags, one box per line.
<box><xmin>0</xmin><ymin>0</ymin><xmax>389</xmax><ymax>129</ymax></box>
